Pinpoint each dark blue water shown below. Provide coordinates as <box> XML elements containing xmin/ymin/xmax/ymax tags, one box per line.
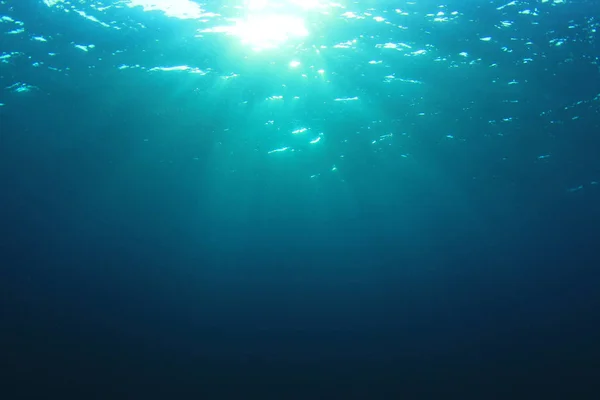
<box><xmin>1</xmin><ymin>0</ymin><xmax>600</xmax><ymax>398</ymax></box>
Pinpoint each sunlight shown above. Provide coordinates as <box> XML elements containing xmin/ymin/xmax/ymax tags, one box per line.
<box><xmin>196</xmin><ymin>0</ymin><xmax>337</xmax><ymax>51</ymax></box>
<box><xmin>228</xmin><ymin>0</ymin><xmax>333</xmax><ymax>51</ymax></box>
<box><xmin>233</xmin><ymin>14</ymin><xmax>308</xmax><ymax>51</ymax></box>
<box><xmin>246</xmin><ymin>0</ymin><xmax>325</xmax><ymax>10</ymax></box>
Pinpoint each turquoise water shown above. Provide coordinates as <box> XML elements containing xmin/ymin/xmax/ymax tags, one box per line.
<box><xmin>1</xmin><ymin>0</ymin><xmax>600</xmax><ymax>397</ymax></box>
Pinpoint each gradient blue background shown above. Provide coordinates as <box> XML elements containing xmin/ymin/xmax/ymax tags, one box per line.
<box><xmin>1</xmin><ymin>0</ymin><xmax>600</xmax><ymax>398</ymax></box>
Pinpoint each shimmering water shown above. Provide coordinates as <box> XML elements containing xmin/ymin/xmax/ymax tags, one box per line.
<box><xmin>1</xmin><ymin>0</ymin><xmax>600</xmax><ymax>397</ymax></box>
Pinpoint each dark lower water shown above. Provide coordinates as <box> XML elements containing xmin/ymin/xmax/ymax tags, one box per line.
<box><xmin>1</xmin><ymin>0</ymin><xmax>600</xmax><ymax>398</ymax></box>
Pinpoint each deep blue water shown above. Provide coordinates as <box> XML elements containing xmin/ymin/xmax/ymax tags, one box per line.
<box><xmin>1</xmin><ymin>0</ymin><xmax>600</xmax><ymax>398</ymax></box>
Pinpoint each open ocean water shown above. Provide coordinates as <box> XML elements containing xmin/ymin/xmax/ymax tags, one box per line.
<box><xmin>1</xmin><ymin>0</ymin><xmax>600</xmax><ymax>398</ymax></box>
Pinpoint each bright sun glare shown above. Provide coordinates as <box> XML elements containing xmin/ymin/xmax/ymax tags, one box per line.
<box><xmin>127</xmin><ymin>0</ymin><xmax>331</xmax><ymax>51</ymax></box>
<box><xmin>233</xmin><ymin>14</ymin><xmax>308</xmax><ymax>50</ymax></box>
<box><xmin>231</xmin><ymin>0</ymin><xmax>327</xmax><ymax>51</ymax></box>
